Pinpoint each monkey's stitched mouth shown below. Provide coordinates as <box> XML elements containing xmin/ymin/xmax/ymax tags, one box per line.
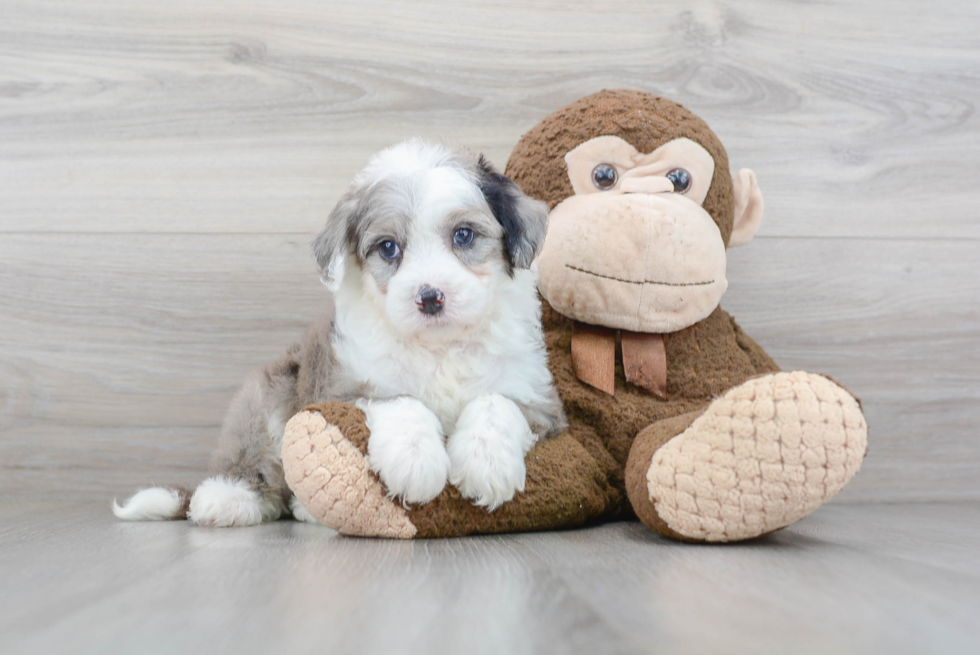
<box><xmin>566</xmin><ymin>264</ymin><xmax>715</xmax><ymax>287</ymax></box>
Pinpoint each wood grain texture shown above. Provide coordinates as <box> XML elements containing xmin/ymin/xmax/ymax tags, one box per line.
<box><xmin>1</xmin><ymin>234</ymin><xmax>977</xmax><ymax>501</ymax></box>
<box><xmin>2</xmin><ymin>500</ymin><xmax>979</xmax><ymax>654</ymax></box>
<box><xmin>1</xmin><ymin>0</ymin><xmax>978</xmax><ymax>238</ymax></box>
<box><xmin>1</xmin><ymin>0</ymin><xmax>979</xmax><ymax>503</ymax></box>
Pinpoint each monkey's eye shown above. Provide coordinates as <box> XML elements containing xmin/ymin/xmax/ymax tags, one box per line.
<box><xmin>453</xmin><ymin>227</ymin><xmax>474</xmax><ymax>247</ymax></box>
<box><xmin>591</xmin><ymin>164</ymin><xmax>618</xmax><ymax>190</ymax></box>
<box><xmin>378</xmin><ymin>240</ymin><xmax>401</xmax><ymax>261</ymax></box>
<box><xmin>666</xmin><ymin>168</ymin><xmax>692</xmax><ymax>194</ymax></box>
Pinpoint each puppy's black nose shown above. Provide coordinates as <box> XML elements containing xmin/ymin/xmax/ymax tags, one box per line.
<box><xmin>416</xmin><ymin>286</ymin><xmax>445</xmax><ymax>315</ymax></box>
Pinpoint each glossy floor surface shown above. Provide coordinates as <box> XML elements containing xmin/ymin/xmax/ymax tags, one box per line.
<box><xmin>3</xmin><ymin>501</ymin><xmax>979</xmax><ymax>654</ymax></box>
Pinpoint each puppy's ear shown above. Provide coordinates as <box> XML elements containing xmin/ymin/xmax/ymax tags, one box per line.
<box><xmin>311</xmin><ymin>195</ymin><xmax>357</xmax><ymax>292</ymax></box>
<box><xmin>476</xmin><ymin>155</ymin><xmax>549</xmax><ymax>271</ymax></box>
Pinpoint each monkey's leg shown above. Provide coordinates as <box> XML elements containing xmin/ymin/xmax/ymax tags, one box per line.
<box><xmin>281</xmin><ymin>402</ymin><xmax>617</xmax><ymax>538</ymax></box>
<box><xmin>625</xmin><ymin>371</ymin><xmax>868</xmax><ymax>543</ymax></box>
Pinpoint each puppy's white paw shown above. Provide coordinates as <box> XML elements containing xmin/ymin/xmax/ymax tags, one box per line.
<box><xmin>448</xmin><ymin>428</ymin><xmax>526</xmax><ymax>510</ymax></box>
<box><xmin>289</xmin><ymin>495</ymin><xmax>320</xmax><ymax>524</ymax></box>
<box><xmin>448</xmin><ymin>394</ymin><xmax>536</xmax><ymax>511</ymax></box>
<box><xmin>363</xmin><ymin>397</ymin><xmax>450</xmax><ymax>505</ymax></box>
<box><xmin>187</xmin><ymin>476</ymin><xmax>279</xmax><ymax>527</ymax></box>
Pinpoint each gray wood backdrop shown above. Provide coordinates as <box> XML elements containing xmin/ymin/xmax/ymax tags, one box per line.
<box><xmin>1</xmin><ymin>0</ymin><xmax>978</xmax><ymax>503</ymax></box>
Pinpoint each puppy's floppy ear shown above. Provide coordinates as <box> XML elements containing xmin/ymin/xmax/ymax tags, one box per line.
<box><xmin>311</xmin><ymin>195</ymin><xmax>357</xmax><ymax>293</ymax></box>
<box><xmin>476</xmin><ymin>155</ymin><xmax>549</xmax><ymax>271</ymax></box>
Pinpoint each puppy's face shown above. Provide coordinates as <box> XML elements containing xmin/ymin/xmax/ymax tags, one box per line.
<box><xmin>355</xmin><ymin>168</ymin><xmax>506</xmax><ymax>337</ymax></box>
<box><xmin>313</xmin><ymin>139</ymin><xmax>549</xmax><ymax>339</ymax></box>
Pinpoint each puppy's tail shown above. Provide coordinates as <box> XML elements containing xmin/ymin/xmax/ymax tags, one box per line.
<box><xmin>112</xmin><ymin>486</ymin><xmax>192</xmax><ymax>521</ymax></box>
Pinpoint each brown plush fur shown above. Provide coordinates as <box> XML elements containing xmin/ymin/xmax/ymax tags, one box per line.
<box><xmin>304</xmin><ymin>401</ymin><xmax>615</xmax><ymax>537</ymax></box>
<box><xmin>302</xmin><ymin>301</ymin><xmax>779</xmax><ymax>536</ymax></box>
<box><xmin>483</xmin><ymin>89</ymin><xmax>780</xmax><ymax>533</ymax></box>
<box><xmin>284</xmin><ymin>90</ymin><xmax>866</xmax><ymax>541</ymax></box>
<box><xmin>624</xmin><ymin>410</ymin><xmax>703</xmax><ymax>542</ymax></box>
<box><xmin>505</xmin><ymin>89</ymin><xmax>737</xmax><ymax>244</ymax></box>
<box><xmin>299</xmin><ymin>90</ymin><xmax>779</xmax><ymax>535</ymax></box>
<box><xmin>538</xmin><ymin>301</ymin><xmax>780</xmax><ymax>501</ymax></box>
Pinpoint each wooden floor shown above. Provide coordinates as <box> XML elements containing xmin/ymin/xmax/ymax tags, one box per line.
<box><xmin>2</xmin><ymin>500</ymin><xmax>979</xmax><ymax>654</ymax></box>
<box><xmin>2</xmin><ymin>1</ymin><xmax>980</xmax><ymax>652</ymax></box>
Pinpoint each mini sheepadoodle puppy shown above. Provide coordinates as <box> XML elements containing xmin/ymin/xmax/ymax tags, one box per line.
<box><xmin>113</xmin><ymin>138</ymin><xmax>566</xmax><ymax>527</ymax></box>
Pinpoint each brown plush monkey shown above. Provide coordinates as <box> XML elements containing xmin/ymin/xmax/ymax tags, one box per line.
<box><xmin>281</xmin><ymin>90</ymin><xmax>868</xmax><ymax>542</ymax></box>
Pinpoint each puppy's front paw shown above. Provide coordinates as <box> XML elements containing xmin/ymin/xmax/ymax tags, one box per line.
<box><xmin>448</xmin><ymin>427</ymin><xmax>527</xmax><ymax>511</ymax></box>
<box><xmin>371</xmin><ymin>430</ymin><xmax>450</xmax><ymax>505</ymax></box>
<box><xmin>448</xmin><ymin>394</ymin><xmax>535</xmax><ymax>511</ymax></box>
<box><xmin>363</xmin><ymin>398</ymin><xmax>450</xmax><ymax>505</ymax></box>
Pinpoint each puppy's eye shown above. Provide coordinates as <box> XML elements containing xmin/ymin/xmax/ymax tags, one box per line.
<box><xmin>378</xmin><ymin>240</ymin><xmax>401</xmax><ymax>261</ymax></box>
<box><xmin>666</xmin><ymin>168</ymin><xmax>692</xmax><ymax>194</ymax></box>
<box><xmin>591</xmin><ymin>164</ymin><xmax>618</xmax><ymax>190</ymax></box>
<box><xmin>453</xmin><ymin>227</ymin><xmax>474</xmax><ymax>247</ymax></box>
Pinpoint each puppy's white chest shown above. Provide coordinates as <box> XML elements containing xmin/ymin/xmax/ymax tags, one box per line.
<box><xmin>372</xmin><ymin>343</ymin><xmax>495</xmax><ymax>430</ymax></box>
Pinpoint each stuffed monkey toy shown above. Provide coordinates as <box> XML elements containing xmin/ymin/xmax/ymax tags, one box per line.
<box><xmin>281</xmin><ymin>90</ymin><xmax>868</xmax><ymax>542</ymax></box>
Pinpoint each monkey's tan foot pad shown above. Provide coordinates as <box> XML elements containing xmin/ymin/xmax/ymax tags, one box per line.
<box><xmin>645</xmin><ymin>371</ymin><xmax>868</xmax><ymax>542</ymax></box>
<box><xmin>281</xmin><ymin>404</ymin><xmax>417</xmax><ymax>538</ymax></box>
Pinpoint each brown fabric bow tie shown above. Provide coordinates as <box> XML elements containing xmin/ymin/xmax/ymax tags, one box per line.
<box><xmin>570</xmin><ymin>322</ymin><xmax>668</xmax><ymax>399</ymax></box>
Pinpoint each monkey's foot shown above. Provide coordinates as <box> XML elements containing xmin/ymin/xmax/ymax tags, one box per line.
<box><xmin>281</xmin><ymin>402</ymin><xmax>417</xmax><ymax>538</ymax></box>
<box><xmin>626</xmin><ymin>371</ymin><xmax>868</xmax><ymax>543</ymax></box>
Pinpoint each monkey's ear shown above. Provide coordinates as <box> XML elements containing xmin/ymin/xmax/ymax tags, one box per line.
<box><xmin>311</xmin><ymin>196</ymin><xmax>356</xmax><ymax>292</ymax></box>
<box><xmin>729</xmin><ymin>168</ymin><xmax>764</xmax><ymax>247</ymax></box>
<box><xmin>477</xmin><ymin>155</ymin><xmax>549</xmax><ymax>271</ymax></box>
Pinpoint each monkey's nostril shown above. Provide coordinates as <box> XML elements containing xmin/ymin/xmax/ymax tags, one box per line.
<box><xmin>416</xmin><ymin>285</ymin><xmax>445</xmax><ymax>315</ymax></box>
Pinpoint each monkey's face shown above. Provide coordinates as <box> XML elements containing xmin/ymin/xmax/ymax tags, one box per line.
<box><xmin>537</xmin><ymin>135</ymin><xmax>731</xmax><ymax>333</ymax></box>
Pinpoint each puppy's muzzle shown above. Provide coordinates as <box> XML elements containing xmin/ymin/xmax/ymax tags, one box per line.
<box><xmin>416</xmin><ymin>285</ymin><xmax>445</xmax><ymax>316</ymax></box>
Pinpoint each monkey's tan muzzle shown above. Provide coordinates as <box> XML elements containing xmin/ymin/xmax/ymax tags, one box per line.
<box><xmin>537</xmin><ymin>192</ymin><xmax>728</xmax><ymax>334</ymax></box>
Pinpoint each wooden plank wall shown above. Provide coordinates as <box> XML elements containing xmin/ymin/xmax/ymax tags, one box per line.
<box><xmin>1</xmin><ymin>0</ymin><xmax>978</xmax><ymax>502</ymax></box>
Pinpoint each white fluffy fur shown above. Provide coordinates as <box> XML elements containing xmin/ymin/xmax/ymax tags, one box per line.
<box><xmin>289</xmin><ymin>496</ymin><xmax>320</xmax><ymax>524</ymax></box>
<box><xmin>448</xmin><ymin>394</ymin><xmax>537</xmax><ymax>509</ymax></box>
<box><xmin>366</xmin><ymin>167</ymin><xmax>494</xmax><ymax>339</ymax></box>
<box><xmin>335</xmin><ymin>266</ymin><xmax>553</xmax><ymax>432</ymax></box>
<box><xmin>326</xmin><ymin>144</ymin><xmax>557</xmax><ymax>508</ymax></box>
<box><xmin>362</xmin><ymin>397</ymin><xmax>451</xmax><ymax>505</ymax></box>
<box><xmin>112</xmin><ymin>487</ymin><xmax>183</xmax><ymax>521</ymax></box>
<box><xmin>187</xmin><ymin>476</ymin><xmax>279</xmax><ymax>527</ymax></box>
<box><xmin>114</xmin><ymin>139</ymin><xmax>559</xmax><ymax>527</ymax></box>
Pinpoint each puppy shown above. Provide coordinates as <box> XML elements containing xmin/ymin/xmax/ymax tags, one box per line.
<box><xmin>113</xmin><ymin>138</ymin><xmax>566</xmax><ymax>527</ymax></box>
